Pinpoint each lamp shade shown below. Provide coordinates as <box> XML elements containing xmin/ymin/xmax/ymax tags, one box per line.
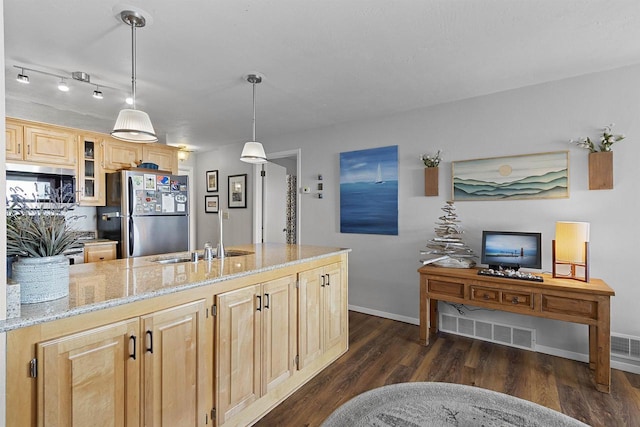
<box><xmin>240</xmin><ymin>141</ymin><xmax>267</xmax><ymax>164</ymax></box>
<box><xmin>111</xmin><ymin>108</ymin><xmax>158</xmax><ymax>143</ymax></box>
<box><xmin>555</xmin><ymin>221</ymin><xmax>590</xmax><ymax>263</ymax></box>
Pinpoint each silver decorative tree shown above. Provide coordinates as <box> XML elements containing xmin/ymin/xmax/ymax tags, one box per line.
<box><xmin>420</xmin><ymin>201</ymin><xmax>476</xmax><ymax>268</ymax></box>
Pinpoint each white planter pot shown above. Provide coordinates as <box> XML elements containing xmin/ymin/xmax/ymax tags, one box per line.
<box><xmin>12</xmin><ymin>255</ymin><xmax>70</xmax><ymax>303</ymax></box>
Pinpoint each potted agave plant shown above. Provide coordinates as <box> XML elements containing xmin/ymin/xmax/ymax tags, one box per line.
<box><xmin>6</xmin><ymin>186</ymin><xmax>81</xmax><ymax>303</ymax></box>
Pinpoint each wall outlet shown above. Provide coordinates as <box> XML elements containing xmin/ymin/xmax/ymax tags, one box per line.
<box><xmin>223</xmin><ymin>212</ymin><xmax>230</xmax><ymax>220</ymax></box>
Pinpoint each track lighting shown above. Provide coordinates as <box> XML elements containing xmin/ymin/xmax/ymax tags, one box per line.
<box><xmin>93</xmin><ymin>86</ymin><xmax>104</xmax><ymax>99</ymax></box>
<box><xmin>12</xmin><ymin>65</ymin><xmax>121</xmax><ymax>100</ymax></box>
<box><xmin>57</xmin><ymin>78</ymin><xmax>69</xmax><ymax>92</ymax></box>
<box><xmin>16</xmin><ymin>68</ymin><xmax>29</xmax><ymax>84</ymax></box>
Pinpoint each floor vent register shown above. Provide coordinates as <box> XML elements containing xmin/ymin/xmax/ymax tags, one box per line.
<box><xmin>440</xmin><ymin>313</ymin><xmax>536</xmax><ymax>351</ymax></box>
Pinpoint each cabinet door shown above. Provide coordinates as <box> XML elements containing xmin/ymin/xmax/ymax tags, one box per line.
<box><xmin>24</xmin><ymin>124</ymin><xmax>77</xmax><ymax>166</ymax></box>
<box><xmin>262</xmin><ymin>275</ymin><xmax>297</xmax><ymax>394</ymax></box>
<box><xmin>103</xmin><ymin>137</ymin><xmax>143</xmax><ymax>171</ymax></box>
<box><xmin>142</xmin><ymin>145</ymin><xmax>179</xmax><ymax>174</ymax></box>
<box><xmin>36</xmin><ymin>319</ymin><xmax>140</xmax><ymax>427</ymax></box>
<box><xmin>141</xmin><ymin>300</ymin><xmax>207</xmax><ymax>427</ymax></box>
<box><xmin>6</xmin><ymin>119</ymin><xmax>24</xmax><ymax>160</ymax></box>
<box><xmin>298</xmin><ymin>267</ymin><xmax>324</xmax><ymax>369</ymax></box>
<box><xmin>323</xmin><ymin>263</ymin><xmax>347</xmax><ymax>353</ymax></box>
<box><xmin>77</xmin><ymin>135</ymin><xmax>106</xmax><ymax>206</ymax></box>
<box><xmin>216</xmin><ymin>285</ymin><xmax>262</xmax><ymax>425</ymax></box>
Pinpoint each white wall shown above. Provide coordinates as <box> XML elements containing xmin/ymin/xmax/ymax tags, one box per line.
<box><xmin>193</xmin><ymin>64</ymin><xmax>640</xmax><ymax>363</ymax></box>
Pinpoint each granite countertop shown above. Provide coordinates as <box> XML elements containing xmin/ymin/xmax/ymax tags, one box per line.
<box><xmin>1</xmin><ymin>243</ymin><xmax>350</xmax><ymax>333</ymax></box>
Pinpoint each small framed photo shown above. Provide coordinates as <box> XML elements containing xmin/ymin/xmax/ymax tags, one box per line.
<box><xmin>205</xmin><ymin>195</ymin><xmax>219</xmax><ymax>213</ymax></box>
<box><xmin>228</xmin><ymin>174</ymin><xmax>247</xmax><ymax>209</ymax></box>
<box><xmin>206</xmin><ymin>170</ymin><xmax>219</xmax><ymax>192</ymax></box>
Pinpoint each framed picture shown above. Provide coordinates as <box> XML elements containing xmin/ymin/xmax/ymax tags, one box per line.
<box><xmin>206</xmin><ymin>170</ymin><xmax>219</xmax><ymax>192</ymax></box>
<box><xmin>452</xmin><ymin>151</ymin><xmax>569</xmax><ymax>201</ymax></box>
<box><xmin>205</xmin><ymin>195</ymin><xmax>219</xmax><ymax>213</ymax></box>
<box><xmin>228</xmin><ymin>174</ymin><xmax>247</xmax><ymax>208</ymax></box>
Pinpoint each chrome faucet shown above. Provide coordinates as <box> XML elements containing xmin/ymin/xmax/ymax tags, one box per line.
<box><xmin>216</xmin><ymin>210</ymin><xmax>225</xmax><ymax>259</ymax></box>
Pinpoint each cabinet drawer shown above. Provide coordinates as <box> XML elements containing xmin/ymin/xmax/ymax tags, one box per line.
<box><xmin>85</xmin><ymin>244</ymin><xmax>117</xmax><ymax>263</ymax></box>
<box><xmin>428</xmin><ymin>280</ymin><xmax>464</xmax><ymax>298</ymax></box>
<box><xmin>541</xmin><ymin>294</ymin><xmax>597</xmax><ymax>319</ymax></box>
<box><xmin>470</xmin><ymin>286</ymin><xmax>499</xmax><ymax>303</ymax></box>
<box><xmin>502</xmin><ymin>291</ymin><xmax>533</xmax><ymax>309</ymax></box>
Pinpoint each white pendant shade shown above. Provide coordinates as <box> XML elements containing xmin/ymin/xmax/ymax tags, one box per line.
<box><xmin>240</xmin><ymin>141</ymin><xmax>267</xmax><ymax>163</ymax></box>
<box><xmin>112</xmin><ymin>108</ymin><xmax>158</xmax><ymax>143</ymax></box>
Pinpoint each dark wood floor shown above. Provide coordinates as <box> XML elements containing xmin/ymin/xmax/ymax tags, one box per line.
<box><xmin>256</xmin><ymin>311</ymin><xmax>640</xmax><ymax>427</ymax></box>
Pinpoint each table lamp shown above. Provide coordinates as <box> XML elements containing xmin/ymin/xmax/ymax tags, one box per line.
<box><xmin>552</xmin><ymin>221</ymin><xmax>590</xmax><ymax>282</ymax></box>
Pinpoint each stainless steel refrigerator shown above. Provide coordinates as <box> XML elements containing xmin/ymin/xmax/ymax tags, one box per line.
<box><xmin>97</xmin><ymin>170</ymin><xmax>189</xmax><ymax>258</ymax></box>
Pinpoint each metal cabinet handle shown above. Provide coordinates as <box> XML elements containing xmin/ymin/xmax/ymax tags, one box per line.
<box><xmin>129</xmin><ymin>335</ymin><xmax>137</xmax><ymax>360</ymax></box>
<box><xmin>17</xmin><ymin>144</ymin><xmax>21</xmax><ymax>154</ymax></box>
<box><xmin>511</xmin><ymin>297</ymin><xmax>519</xmax><ymax>304</ymax></box>
<box><xmin>321</xmin><ymin>274</ymin><xmax>326</xmax><ymax>287</ymax></box>
<box><xmin>483</xmin><ymin>293</ymin><xmax>490</xmax><ymax>300</ymax></box>
<box><xmin>326</xmin><ymin>273</ymin><xmax>330</xmax><ymax>286</ymax></box>
<box><xmin>257</xmin><ymin>295</ymin><xmax>262</xmax><ymax>311</ymax></box>
<box><xmin>146</xmin><ymin>330</ymin><xmax>153</xmax><ymax>353</ymax></box>
<box><xmin>264</xmin><ymin>293</ymin><xmax>270</xmax><ymax>309</ymax></box>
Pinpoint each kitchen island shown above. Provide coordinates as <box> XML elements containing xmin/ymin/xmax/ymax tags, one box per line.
<box><xmin>5</xmin><ymin>243</ymin><xmax>350</xmax><ymax>426</ymax></box>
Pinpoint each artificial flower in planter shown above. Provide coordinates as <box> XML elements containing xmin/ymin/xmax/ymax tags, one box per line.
<box><xmin>570</xmin><ymin>124</ymin><xmax>626</xmax><ymax>190</ymax></box>
<box><xmin>6</xmin><ymin>187</ymin><xmax>82</xmax><ymax>303</ymax></box>
<box><xmin>420</xmin><ymin>150</ymin><xmax>442</xmax><ymax>196</ymax></box>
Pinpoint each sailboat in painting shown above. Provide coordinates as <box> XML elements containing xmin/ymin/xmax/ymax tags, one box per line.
<box><xmin>375</xmin><ymin>163</ymin><xmax>384</xmax><ymax>184</ymax></box>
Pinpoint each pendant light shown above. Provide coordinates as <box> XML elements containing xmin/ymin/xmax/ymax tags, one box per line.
<box><xmin>111</xmin><ymin>10</ymin><xmax>157</xmax><ymax>143</ymax></box>
<box><xmin>240</xmin><ymin>74</ymin><xmax>267</xmax><ymax>163</ymax></box>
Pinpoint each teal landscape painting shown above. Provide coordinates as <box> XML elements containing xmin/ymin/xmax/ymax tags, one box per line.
<box><xmin>452</xmin><ymin>151</ymin><xmax>569</xmax><ymax>201</ymax></box>
<box><xmin>340</xmin><ymin>145</ymin><xmax>398</xmax><ymax>235</ymax></box>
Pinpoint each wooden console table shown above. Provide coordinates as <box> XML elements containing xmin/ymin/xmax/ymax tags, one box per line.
<box><xmin>418</xmin><ymin>266</ymin><xmax>615</xmax><ymax>393</ymax></box>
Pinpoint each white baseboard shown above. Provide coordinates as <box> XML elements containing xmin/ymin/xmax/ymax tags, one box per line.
<box><xmin>348</xmin><ymin>305</ymin><xmax>640</xmax><ymax>375</ymax></box>
<box><xmin>348</xmin><ymin>304</ymin><xmax>419</xmax><ymax>325</ymax></box>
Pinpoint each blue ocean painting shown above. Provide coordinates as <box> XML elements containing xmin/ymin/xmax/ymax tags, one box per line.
<box><xmin>340</xmin><ymin>145</ymin><xmax>398</xmax><ymax>235</ymax></box>
<box><xmin>484</xmin><ymin>234</ymin><xmax>538</xmax><ymax>265</ymax></box>
<box><xmin>452</xmin><ymin>151</ymin><xmax>568</xmax><ymax>201</ymax></box>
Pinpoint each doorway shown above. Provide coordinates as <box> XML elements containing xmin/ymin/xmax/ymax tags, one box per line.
<box><xmin>252</xmin><ymin>149</ymin><xmax>301</xmax><ymax>244</ymax></box>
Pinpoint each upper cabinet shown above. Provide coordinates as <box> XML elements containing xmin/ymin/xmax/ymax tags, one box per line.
<box><xmin>77</xmin><ymin>134</ymin><xmax>106</xmax><ymax>206</ymax></box>
<box><xmin>102</xmin><ymin>137</ymin><xmax>144</xmax><ymax>172</ymax></box>
<box><xmin>102</xmin><ymin>138</ymin><xmax>179</xmax><ymax>174</ymax></box>
<box><xmin>6</xmin><ymin>119</ymin><xmax>77</xmax><ymax>167</ymax></box>
<box><xmin>142</xmin><ymin>144</ymin><xmax>179</xmax><ymax>174</ymax></box>
<box><xmin>5</xmin><ymin>119</ymin><xmax>24</xmax><ymax>161</ymax></box>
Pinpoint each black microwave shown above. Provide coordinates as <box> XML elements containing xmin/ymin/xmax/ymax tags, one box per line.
<box><xmin>6</xmin><ymin>163</ymin><xmax>76</xmax><ymax>205</ymax></box>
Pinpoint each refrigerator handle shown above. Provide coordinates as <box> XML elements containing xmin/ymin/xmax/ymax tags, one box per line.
<box><xmin>128</xmin><ymin>176</ymin><xmax>134</xmax><ymax>216</ymax></box>
<box><xmin>129</xmin><ymin>217</ymin><xmax>134</xmax><ymax>256</ymax></box>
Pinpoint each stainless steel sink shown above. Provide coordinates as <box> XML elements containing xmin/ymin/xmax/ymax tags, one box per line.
<box><xmin>153</xmin><ymin>250</ymin><xmax>253</xmax><ymax>264</ymax></box>
<box><xmin>154</xmin><ymin>257</ymin><xmax>192</xmax><ymax>264</ymax></box>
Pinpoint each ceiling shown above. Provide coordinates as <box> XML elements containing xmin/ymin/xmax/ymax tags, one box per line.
<box><xmin>5</xmin><ymin>1</ymin><xmax>640</xmax><ymax>152</ymax></box>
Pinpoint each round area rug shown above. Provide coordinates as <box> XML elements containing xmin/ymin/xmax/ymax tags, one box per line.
<box><xmin>321</xmin><ymin>382</ymin><xmax>588</xmax><ymax>427</ymax></box>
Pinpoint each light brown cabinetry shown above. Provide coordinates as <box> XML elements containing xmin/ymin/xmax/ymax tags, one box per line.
<box><xmin>215</xmin><ymin>275</ymin><xmax>297</xmax><ymax>425</ymax></box>
<box><xmin>31</xmin><ymin>300</ymin><xmax>207</xmax><ymax>427</ymax></box>
<box><xmin>102</xmin><ymin>137</ymin><xmax>143</xmax><ymax>171</ymax></box>
<box><xmin>36</xmin><ymin>318</ymin><xmax>141</xmax><ymax>426</ymax></box>
<box><xmin>5</xmin><ymin>119</ymin><xmax>24</xmax><ymax>161</ymax></box>
<box><xmin>77</xmin><ymin>134</ymin><xmax>106</xmax><ymax>206</ymax></box>
<box><xmin>142</xmin><ymin>145</ymin><xmax>179</xmax><ymax>174</ymax></box>
<box><xmin>141</xmin><ymin>300</ymin><xmax>208</xmax><ymax>427</ymax></box>
<box><xmin>298</xmin><ymin>263</ymin><xmax>347</xmax><ymax>369</ymax></box>
<box><xmin>6</xmin><ymin>119</ymin><xmax>77</xmax><ymax>167</ymax></box>
<box><xmin>84</xmin><ymin>241</ymin><xmax>117</xmax><ymax>263</ymax></box>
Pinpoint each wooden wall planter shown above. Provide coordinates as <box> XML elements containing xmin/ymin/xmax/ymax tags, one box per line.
<box><xmin>424</xmin><ymin>167</ymin><xmax>439</xmax><ymax>196</ymax></box>
<box><xmin>588</xmin><ymin>151</ymin><xmax>613</xmax><ymax>190</ymax></box>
